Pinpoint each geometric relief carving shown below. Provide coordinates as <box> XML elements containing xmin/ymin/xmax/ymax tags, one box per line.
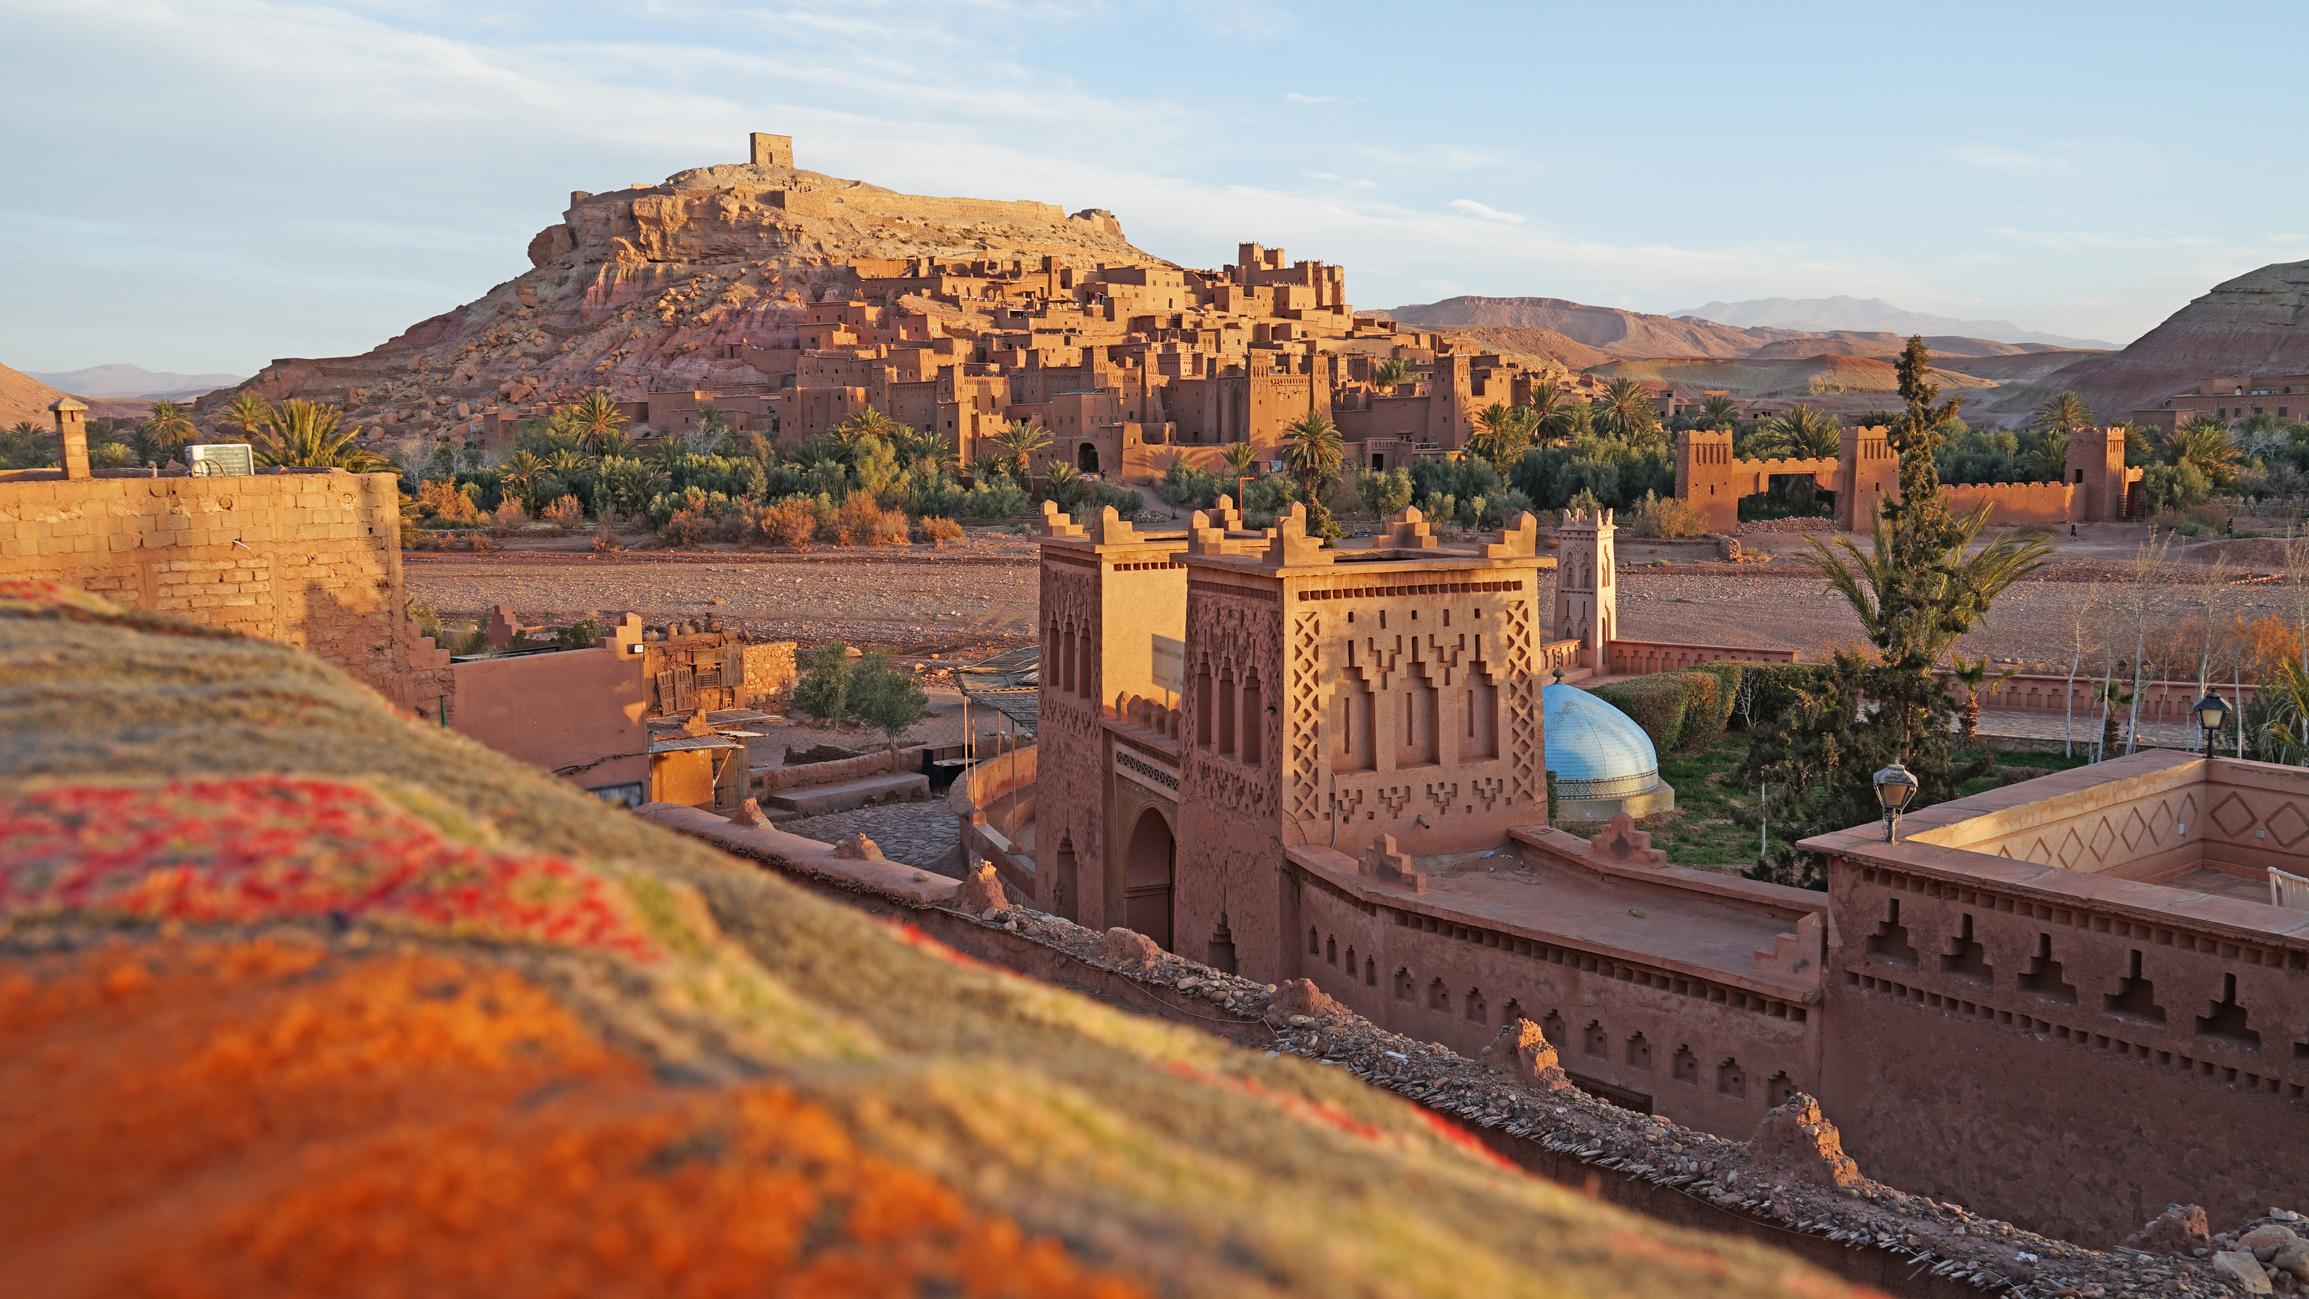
<box><xmin>1377</xmin><ymin>785</ymin><xmax>1413</xmax><ymax>819</ymax></box>
<box><xmin>1425</xmin><ymin>781</ymin><xmax>1458</xmax><ymax>813</ymax></box>
<box><xmin>2027</xmin><ymin>837</ymin><xmax>2053</xmax><ymax>867</ymax></box>
<box><xmin>2210</xmin><ymin>792</ymin><xmax>2257</xmax><ymax>840</ymax></box>
<box><xmin>1470</xmin><ymin>775</ymin><xmax>1504</xmax><ymax>812</ymax></box>
<box><xmin>2086</xmin><ymin>815</ymin><xmax>2116</xmax><ymax>864</ymax></box>
<box><xmin>2120</xmin><ymin>806</ymin><xmax>2154</xmax><ymax>853</ymax></box>
<box><xmin>1287</xmin><ymin>610</ymin><xmax>1324</xmax><ymax>823</ymax></box>
<box><xmin>2056</xmin><ymin>827</ymin><xmax>2085</xmax><ymax>870</ymax></box>
<box><xmin>1502</xmin><ymin>599</ymin><xmax>1540</xmax><ymax>802</ymax></box>
<box><xmin>2270</xmin><ymin>801</ymin><xmax>2309</xmax><ymax>849</ymax></box>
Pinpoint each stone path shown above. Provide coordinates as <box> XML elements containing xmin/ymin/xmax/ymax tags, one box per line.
<box><xmin>780</xmin><ymin>801</ymin><xmax>962</xmax><ymax>876</ymax></box>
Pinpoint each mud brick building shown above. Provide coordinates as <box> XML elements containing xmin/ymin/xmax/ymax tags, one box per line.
<box><xmin>981</xmin><ymin>494</ymin><xmax>2309</xmax><ymax>1246</ymax></box>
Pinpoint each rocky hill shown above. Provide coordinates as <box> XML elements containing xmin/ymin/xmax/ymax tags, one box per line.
<box><xmin>199</xmin><ymin>150</ymin><xmax>1161</xmax><ymax>426</ymax></box>
<box><xmin>1981</xmin><ymin>258</ymin><xmax>2309</xmax><ymax>423</ymax></box>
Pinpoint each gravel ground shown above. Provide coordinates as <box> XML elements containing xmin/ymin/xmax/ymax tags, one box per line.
<box><xmin>404</xmin><ymin>520</ymin><xmax>2280</xmax><ymax>673</ymax></box>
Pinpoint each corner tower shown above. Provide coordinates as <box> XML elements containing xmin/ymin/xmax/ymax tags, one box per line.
<box><xmin>1552</xmin><ymin>507</ymin><xmax>1614</xmax><ymax>669</ymax></box>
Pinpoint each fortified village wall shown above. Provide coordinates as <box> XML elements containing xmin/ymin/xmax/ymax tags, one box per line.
<box><xmin>994</xmin><ymin>495</ymin><xmax>2309</xmax><ymax>1246</ymax></box>
<box><xmin>1674</xmin><ymin>425</ymin><xmax>2146</xmax><ymax>532</ymax></box>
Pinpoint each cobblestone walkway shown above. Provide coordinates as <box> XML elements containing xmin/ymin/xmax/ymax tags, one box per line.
<box><xmin>780</xmin><ymin>801</ymin><xmax>962</xmax><ymax>876</ymax></box>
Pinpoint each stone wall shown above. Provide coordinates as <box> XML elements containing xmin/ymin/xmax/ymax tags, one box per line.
<box><xmin>0</xmin><ymin>468</ymin><xmax>418</xmax><ymax>707</ymax></box>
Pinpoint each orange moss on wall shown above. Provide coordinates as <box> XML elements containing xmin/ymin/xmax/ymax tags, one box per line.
<box><xmin>0</xmin><ymin>939</ymin><xmax>1145</xmax><ymax>1299</ymax></box>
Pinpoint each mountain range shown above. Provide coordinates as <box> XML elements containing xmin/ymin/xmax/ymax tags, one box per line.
<box><xmin>24</xmin><ymin>363</ymin><xmax>246</xmax><ymax>400</ymax></box>
<box><xmin>1668</xmin><ymin>296</ymin><xmax>2118</xmax><ymax>351</ymax></box>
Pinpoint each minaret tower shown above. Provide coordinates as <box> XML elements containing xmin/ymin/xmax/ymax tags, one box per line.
<box><xmin>1552</xmin><ymin>507</ymin><xmax>1615</xmax><ymax>669</ymax></box>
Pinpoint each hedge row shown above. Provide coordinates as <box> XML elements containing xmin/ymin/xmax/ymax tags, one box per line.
<box><xmin>1589</xmin><ymin>662</ymin><xmax>1825</xmax><ymax>753</ymax></box>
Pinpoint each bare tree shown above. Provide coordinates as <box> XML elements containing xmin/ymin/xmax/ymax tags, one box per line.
<box><xmin>2060</xmin><ymin>580</ymin><xmax>2103</xmax><ymax>759</ymax></box>
<box><xmin>2119</xmin><ymin>531</ymin><xmax>2177</xmax><ymax>755</ymax></box>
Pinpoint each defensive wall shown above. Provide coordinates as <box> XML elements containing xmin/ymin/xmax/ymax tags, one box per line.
<box><xmin>1672</xmin><ymin>426</ymin><xmax>2143</xmax><ymax>533</ymax></box>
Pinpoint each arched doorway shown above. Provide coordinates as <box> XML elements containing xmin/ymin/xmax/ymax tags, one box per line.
<box><xmin>1077</xmin><ymin>442</ymin><xmax>1101</xmax><ymax>473</ymax></box>
<box><xmin>1123</xmin><ymin>808</ymin><xmax>1173</xmax><ymax>949</ymax></box>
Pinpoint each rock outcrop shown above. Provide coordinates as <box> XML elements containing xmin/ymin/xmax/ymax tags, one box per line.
<box><xmin>1744</xmin><ymin>1093</ymin><xmax>1864</xmax><ymax>1189</ymax></box>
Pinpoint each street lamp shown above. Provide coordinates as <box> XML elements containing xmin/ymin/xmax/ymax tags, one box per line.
<box><xmin>1873</xmin><ymin>759</ymin><xmax>1919</xmax><ymax>843</ymax></box>
<box><xmin>2193</xmin><ymin>692</ymin><xmax>2231</xmax><ymax>760</ymax></box>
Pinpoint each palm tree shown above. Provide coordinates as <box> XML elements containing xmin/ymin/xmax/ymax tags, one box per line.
<box><xmin>1809</xmin><ymin>503</ymin><xmax>2051</xmax><ymax>675</ymax></box>
<box><xmin>2164</xmin><ymin>416</ymin><xmax>2241</xmax><ymax>487</ymax></box>
<box><xmin>1220</xmin><ymin>440</ymin><xmax>1260</xmax><ymax>481</ymax></box>
<box><xmin>250</xmin><ymin>400</ymin><xmax>389</xmax><ymax>472</ymax></box>
<box><xmin>138</xmin><ymin>400</ymin><xmax>199</xmax><ymax>462</ymax></box>
<box><xmin>2023</xmin><ymin>432</ymin><xmax>2069</xmax><ymax>483</ymax></box>
<box><xmin>833</xmin><ymin>407</ymin><xmax>904</xmax><ymax>450</ymax></box>
<box><xmin>966</xmin><ymin>453</ymin><xmax>1012</xmax><ymax>486</ymax></box>
<box><xmin>499</xmin><ymin>450</ymin><xmax>548</xmax><ymax>511</ymax></box>
<box><xmin>1750</xmin><ymin>405</ymin><xmax>1842</xmax><ymax>460</ymax></box>
<box><xmin>1281</xmin><ymin>412</ymin><xmax>1346</xmax><ymax>540</ymax></box>
<box><xmin>1465</xmin><ymin>402</ymin><xmax>1538</xmax><ymax>474</ymax></box>
<box><xmin>1947</xmin><ymin>653</ymin><xmax>2017</xmax><ymax>746</ymax></box>
<box><xmin>1592</xmin><ymin>377</ymin><xmax>1660</xmax><ymax>443</ymax></box>
<box><xmin>2032</xmin><ymin>390</ymin><xmax>2097</xmax><ymax>436</ymax></box>
<box><xmin>1525</xmin><ymin>381</ymin><xmax>1570</xmax><ymax>443</ymax></box>
<box><xmin>224</xmin><ymin>391</ymin><xmax>273</xmax><ymax>439</ymax></box>
<box><xmin>1044</xmin><ymin>462</ymin><xmax>1084</xmax><ymax>508</ymax></box>
<box><xmin>1699</xmin><ymin>394</ymin><xmax>1739</xmax><ymax>429</ymax></box>
<box><xmin>1371</xmin><ymin>357</ymin><xmax>1417</xmax><ymax>390</ymax></box>
<box><xmin>991</xmin><ymin>419</ymin><xmax>1052</xmax><ymax>481</ymax></box>
<box><xmin>568</xmin><ymin>391</ymin><xmax>628</xmax><ymax>453</ymax></box>
<box><xmin>684</xmin><ymin>406</ymin><xmax>731</xmax><ymax>455</ymax></box>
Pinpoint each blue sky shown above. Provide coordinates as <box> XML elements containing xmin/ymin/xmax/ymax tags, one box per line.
<box><xmin>5</xmin><ymin>0</ymin><xmax>2305</xmax><ymax>374</ymax></box>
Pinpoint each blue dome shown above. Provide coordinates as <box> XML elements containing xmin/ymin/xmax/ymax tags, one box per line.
<box><xmin>1543</xmin><ymin>683</ymin><xmax>1659</xmax><ymax>800</ymax></box>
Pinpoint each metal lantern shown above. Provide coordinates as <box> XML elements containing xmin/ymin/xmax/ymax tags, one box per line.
<box><xmin>2193</xmin><ymin>692</ymin><xmax>2231</xmax><ymax>759</ymax></box>
<box><xmin>1873</xmin><ymin>759</ymin><xmax>1919</xmax><ymax>842</ymax></box>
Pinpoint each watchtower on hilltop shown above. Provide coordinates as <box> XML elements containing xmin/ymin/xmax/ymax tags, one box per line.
<box><xmin>749</xmin><ymin>132</ymin><xmax>794</xmax><ymax>169</ymax></box>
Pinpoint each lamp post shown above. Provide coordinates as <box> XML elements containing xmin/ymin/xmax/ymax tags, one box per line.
<box><xmin>1873</xmin><ymin>759</ymin><xmax>1919</xmax><ymax>843</ymax></box>
<box><xmin>2193</xmin><ymin>692</ymin><xmax>2231</xmax><ymax>760</ymax></box>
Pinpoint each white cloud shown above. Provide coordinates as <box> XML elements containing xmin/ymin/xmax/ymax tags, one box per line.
<box><xmin>1448</xmin><ymin>199</ymin><xmax>1525</xmax><ymax>225</ymax></box>
<box><xmin>1285</xmin><ymin>92</ymin><xmax>1337</xmax><ymax>104</ymax></box>
<box><xmin>1301</xmin><ymin>170</ymin><xmax>1340</xmax><ymax>180</ymax></box>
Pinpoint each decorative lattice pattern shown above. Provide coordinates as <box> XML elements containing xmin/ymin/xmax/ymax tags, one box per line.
<box><xmin>1288</xmin><ymin>612</ymin><xmax>1325</xmax><ymax>824</ymax></box>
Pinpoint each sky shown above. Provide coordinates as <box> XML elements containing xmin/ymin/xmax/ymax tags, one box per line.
<box><xmin>5</xmin><ymin>0</ymin><xmax>2307</xmax><ymax>375</ymax></box>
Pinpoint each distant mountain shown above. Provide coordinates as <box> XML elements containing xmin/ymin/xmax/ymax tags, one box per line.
<box><xmin>1668</xmin><ymin>296</ymin><xmax>2118</xmax><ymax>351</ymax></box>
<box><xmin>24</xmin><ymin>363</ymin><xmax>246</xmax><ymax>400</ymax></box>
<box><xmin>1390</xmin><ymin>296</ymin><xmax>1810</xmax><ymax>359</ymax></box>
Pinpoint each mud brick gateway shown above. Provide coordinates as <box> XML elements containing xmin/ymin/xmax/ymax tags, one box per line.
<box><xmin>997</xmin><ymin>497</ymin><xmax>2309</xmax><ymax>1245</ymax></box>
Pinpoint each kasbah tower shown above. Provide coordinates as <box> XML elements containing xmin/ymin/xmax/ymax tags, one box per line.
<box><xmin>1032</xmin><ymin>498</ymin><xmax>1547</xmax><ymax>981</ymax></box>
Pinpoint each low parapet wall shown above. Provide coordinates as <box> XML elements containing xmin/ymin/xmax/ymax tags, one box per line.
<box><xmin>1607</xmin><ymin>640</ymin><xmax>1797</xmax><ymax>676</ymax></box>
<box><xmin>751</xmin><ymin>744</ymin><xmax>924</xmax><ymax>796</ymax></box>
<box><xmin>1948</xmin><ymin>671</ymin><xmax>2260</xmax><ymax>729</ymax></box>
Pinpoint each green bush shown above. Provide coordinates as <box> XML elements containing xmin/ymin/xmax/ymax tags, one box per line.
<box><xmin>1669</xmin><ymin>671</ymin><xmax>1724</xmax><ymax>751</ymax></box>
<box><xmin>1590</xmin><ymin>676</ymin><xmax>1687</xmax><ymax>753</ymax></box>
<box><xmin>1693</xmin><ymin>663</ymin><xmax>1746</xmax><ymax>733</ymax></box>
<box><xmin>1732</xmin><ymin>663</ymin><xmax>1824</xmax><ymax>729</ymax></box>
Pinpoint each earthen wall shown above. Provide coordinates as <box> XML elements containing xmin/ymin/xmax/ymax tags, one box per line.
<box><xmin>0</xmin><ymin>469</ymin><xmax>417</xmax><ymax>706</ymax></box>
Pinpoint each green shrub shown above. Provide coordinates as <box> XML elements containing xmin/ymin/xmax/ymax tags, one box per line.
<box><xmin>1693</xmin><ymin>663</ymin><xmax>1746</xmax><ymax>734</ymax></box>
<box><xmin>1733</xmin><ymin>663</ymin><xmax>1824</xmax><ymax>729</ymax></box>
<box><xmin>1669</xmin><ymin>671</ymin><xmax>1723</xmax><ymax>751</ymax></box>
<box><xmin>1590</xmin><ymin>676</ymin><xmax>1687</xmax><ymax>752</ymax></box>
